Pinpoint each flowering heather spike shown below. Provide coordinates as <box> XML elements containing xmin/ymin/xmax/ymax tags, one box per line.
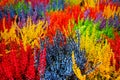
<box><xmin>38</xmin><ymin>48</ymin><xmax>46</xmax><ymax>79</ymax></box>
<box><xmin>9</xmin><ymin>6</ymin><xmax>15</xmax><ymax>18</ymax></box>
<box><xmin>100</xmin><ymin>19</ymin><xmax>107</xmax><ymax>29</ymax></box>
<box><xmin>107</xmin><ymin>32</ymin><xmax>120</xmax><ymax>71</ymax></box>
<box><xmin>72</xmin><ymin>51</ymin><xmax>86</xmax><ymax>80</ymax></box>
<box><xmin>84</xmin><ymin>9</ymin><xmax>90</xmax><ymax>19</ymax></box>
<box><xmin>33</xmin><ymin>39</ymin><xmax>47</xmax><ymax>79</ymax></box>
<box><xmin>108</xmin><ymin>17</ymin><xmax>114</xmax><ymax>26</ymax></box>
<box><xmin>9</xmin><ymin>48</ymin><xmax>20</xmax><ymax>78</ymax></box>
<box><xmin>58</xmin><ymin>0</ymin><xmax>64</xmax><ymax>10</ymax></box>
<box><xmin>20</xmin><ymin>11</ymin><xmax>26</xmax><ymax>27</ymax></box>
<box><xmin>32</xmin><ymin>8</ymin><xmax>38</xmax><ymax>23</ymax></box>
<box><xmin>1</xmin><ymin>53</ymin><xmax>14</xmax><ymax>79</ymax></box>
<box><xmin>25</xmin><ymin>45</ymin><xmax>35</xmax><ymax>79</ymax></box>
<box><xmin>0</xmin><ymin>16</ymin><xmax>12</xmax><ymax>32</ymax></box>
<box><xmin>19</xmin><ymin>41</ymin><xmax>29</xmax><ymax>74</ymax></box>
<box><xmin>94</xmin><ymin>11</ymin><xmax>103</xmax><ymax>23</ymax></box>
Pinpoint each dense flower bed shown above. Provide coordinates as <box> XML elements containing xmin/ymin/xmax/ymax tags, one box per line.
<box><xmin>0</xmin><ymin>0</ymin><xmax>120</xmax><ymax>80</ymax></box>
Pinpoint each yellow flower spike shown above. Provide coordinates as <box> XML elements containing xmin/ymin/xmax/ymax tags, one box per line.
<box><xmin>1</xmin><ymin>23</ymin><xmax>17</xmax><ymax>43</ymax></box>
<box><xmin>102</xmin><ymin>4</ymin><xmax>119</xmax><ymax>19</ymax></box>
<box><xmin>18</xmin><ymin>18</ymin><xmax>47</xmax><ymax>50</ymax></box>
<box><xmin>111</xmin><ymin>6</ymin><xmax>116</xmax><ymax>18</ymax></box>
<box><xmin>86</xmin><ymin>0</ymin><xmax>96</xmax><ymax>8</ymax></box>
<box><xmin>1</xmin><ymin>16</ymin><xmax>47</xmax><ymax>50</ymax></box>
<box><xmin>117</xmin><ymin>7</ymin><xmax>120</xmax><ymax>17</ymax></box>
<box><xmin>65</xmin><ymin>0</ymin><xmax>83</xmax><ymax>5</ymax></box>
<box><xmin>72</xmin><ymin>51</ymin><xmax>86</xmax><ymax>80</ymax></box>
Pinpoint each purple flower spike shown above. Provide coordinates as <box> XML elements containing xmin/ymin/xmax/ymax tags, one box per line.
<box><xmin>94</xmin><ymin>11</ymin><xmax>103</xmax><ymax>23</ymax></box>
<box><xmin>100</xmin><ymin>19</ymin><xmax>106</xmax><ymax>29</ymax></box>
<box><xmin>108</xmin><ymin>17</ymin><xmax>114</xmax><ymax>26</ymax></box>
<box><xmin>21</xmin><ymin>11</ymin><xmax>26</xmax><ymax>27</ymax></box>
<box><xmin>32</xmin><ymin>8</ymin><xmax>38</xmax><ymax>24</ymax></box>
<box><xmin>84</xmin><ymin>9</ymin><xmax>90</xmax><ymax>19</ymax></box>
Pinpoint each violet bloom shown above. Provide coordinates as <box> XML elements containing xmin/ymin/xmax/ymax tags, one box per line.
<box><xmin>94</xmin><ymin>11</ymin><xmax>103</xmax><ymax>23</ymax></box>
<box><xmin>100</xmin><ymin>19</ymin><xmax>107</xmax><ymax>29</ymax></box>
<box><xmin>113</xmin><ymin>19</ymin><xmax>120</xmax><ymax>28</ymax></box>
<box><xmin>84</xmin><ymin>9</ymin><xmax>90</xmax><ymax>20</ymax></box>
<box><xmin>21</xmin><ymin>11</ymin><xmax>26</xmax><ymax>27</ymax></box>
<box><xmin>18</xmin><ymin>17</ymin><xmax>23</xmax><ymax>28</ymax></box>
<box><xmin>108</xmin><ymin>17</ymin><xmax>114</xmax><ymax>26</ymax></box>
<box><xmin>113</xmin><ymin>15</ymin><xmax>120</xmax><ymax>28</ymax></box>
<box><xmin>32</xmin><ymin>8</ymin><xmax>38</xmax><ymax>24</ymax></box>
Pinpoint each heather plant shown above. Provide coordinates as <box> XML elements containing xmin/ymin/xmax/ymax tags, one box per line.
<box><xmin>74</xmin><ymin>18</ymin><xmax>115</xmax><ymax>39</ymax></box>
<box><xmin>107</xmin><ymin>32</ymin><xmax>120</xmax><ymax>71</ymax></box>
<box><xmin>0</xmin><ymin>16</ymin><xmax>47</xmax><ymax>49</ymax></box>
<box><xmin>0</xmin><ymin>38</ymin><xmax>47</xmax><ymax>80</ymax></box>
<box><xmin>0</xmin><ymin>14</ymin><xmax>13</xmax><ymax>32</ymax></box>
<box><xmin>72</xmin><ymin>51</ymin><xmax>86</xmax><ymax>80</ymax></box>
<box><xmin>0</xmin><ymin>40</ymin><xmax>36</xmax><ymax>79</ymax></box>
<box><xmin>44</xmin><ymin>30</ymin><xmax>87</xmax><ymax>79</ymax></box>
<box><xmin>74</xmin><ymin>22</ymin><xmax>120</xmax><ymax>79</ymax></box>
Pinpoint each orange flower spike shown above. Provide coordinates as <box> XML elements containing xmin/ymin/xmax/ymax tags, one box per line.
<box><xmin>2</xmin><ymin>17</ymin><xmax>6</xmax><ymax>31</ymax></box>
<box><xmin>0</xmin><ymin>0</ymin><xmax>15</xmax><ymax>7</ymax></box>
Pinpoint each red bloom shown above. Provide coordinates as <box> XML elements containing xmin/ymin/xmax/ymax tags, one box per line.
<box><xmin>25</xmin><ymin>45</ymin><xmax>36</xmax><ymax>79</ymax></box>
<box><xmin>25</xmin><ymin>0</ymin><xmax>49</xmax><ymax>8</ymax></box>
<box><xmin>38</xmin><ymin>48</ymin><xmax>46</xmax><ymax>78</ymax></box>
<box><xmin>107</xmin><ymin>32</ymin><xmax>120</xmax><ymax>71</ymax></box>
<box><xmin>25</xmin><ymin>45</ymin><xmax>35</xmax><ymax>79</ymax></box>
<box><xmin>0</xmin><ymin>15</ymin><xmax>12</xmax><ymax>32</ymax></box>
<box><xmin>19</xmin><ymin>41</ymin><xmax>29</xmax><ymax>74</ymax></box>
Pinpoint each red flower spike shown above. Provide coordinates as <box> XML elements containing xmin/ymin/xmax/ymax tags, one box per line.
<box><xmin>0</xmin><ymin>16</ymin><xmax>12</xmax><ymax>32</ymax></box>
<box><xmin>107</xmin><ymin>32</ymin><xmax>120</xmax><ymax>71</ymax></box>
<box><xmin>25</xmin><ymin>45</ymin><xmax>35</xmax><ymax>79</ymax></box>
<box><xmin>38</xmin><ymin>48</ymin><xmax>46</xmax><ymax>78</ymax></box>
<box><xmin>2</xmin><ymin>53</ymin><xmax>14</xmax><ymax>79</ymax></box>
<box><xmin>9</xmin><ymin>49</ymin><xmax>21</xmax><ymax>79</ymax></box>
<box><xmin>19</xmin><ymin>41</ymin><xmax>28</xmax><ymax>74</ymax></box>
<box><xmin>0</xmin><ymin>19</ymin><xmax>4</xmax><ymax>32</ymax></box>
